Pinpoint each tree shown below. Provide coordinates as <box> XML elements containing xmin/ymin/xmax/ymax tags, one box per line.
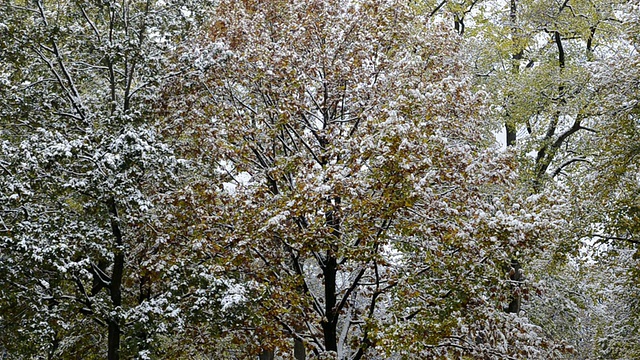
<box><xmin>0</xmin><ymin>0</ymin><xmax>212</xmax><ymax>358</ymax></box>
<box><xmin>162</xmin><ymin>0</ymin><xmax>563</xmax><ymax>358</ymax></box>
<box><xmin>457</xmin><ymin>0</ymin><xmax>640</xmax><ymax>356</ymax></box>
<box><xmin>561</xmin><ymin>3</ymin><xmax>640</xmax><ymax>356</ymax></box>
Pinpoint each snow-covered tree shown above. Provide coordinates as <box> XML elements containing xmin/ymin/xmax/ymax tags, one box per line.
<box><xmin>2</xmin><ymin>0</ymin><xmax>638</xmax><ymax>358</ymax></box>
<box><xmin>160</xmin><ymin>0</ymin><xmax>565</xmax><ymax>358</ymax></box>
<box><xmin>0</xmin><ymin>0</ymin><xmax>214</xmax><ymax>358</ymax></box>
<box><xmin>453</xmin><ymin>0</ymin><xmax>640</xmax><ymax>357</ymax></box>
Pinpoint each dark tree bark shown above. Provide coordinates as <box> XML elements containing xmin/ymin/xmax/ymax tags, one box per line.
<box><xmin>506</xmin><ymin>123</ymin><xmax>517</xmax><ymax>147</ymax></box>
<box><xmin>507</xmin><ymin>259</ymin><xmax>522</xmax><ymax>314</ymax></box>
<box><xmin>294</xmin><ymin>339</ymin><xmax>306</xmax><ymax>360</ymax></box>
<box><xmin>107</xmin><ymin>198</ymin><xmax>124</xmax><ymax>360</ymax></box>
<box><xmin>506</xmin><ymin>0</ymin><xmax>522</xmax><ymax>315</ymax></box>
<box><xmin>259</xmin><ymin>350</ymin><xmax>274</xmax><ymax>360</ymax></box>
<box><xmin>321</xmin><ymin>254</ymin><xmax>338</xmax><ymax>353</ymax></box>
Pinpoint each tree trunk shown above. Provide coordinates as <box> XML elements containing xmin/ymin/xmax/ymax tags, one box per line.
<box><xmin>135</xmin><ymin>275</ymin><xmax>151</xmax><ymax>354</ymax></box>
<box><xmin>506</xmin><ymin>117</ymin><xmax>522</xmax><ymax>315</ymax></box>
<box><xmin>107</xmin><ymin>198</ymin><xmax>124</xmax><ymax>360</ymax></box>
<box><xmin>322</xmin><ymin>254</ymin><xmax>338</xmax><ymax>353</ymax></box>
<box><xmin>259</xmin><ymin>350</ymin><xmax>274</xmax><ymax>360</ymax></box>
<box><xmin>506</xmin><ymin>123</ymin><xmax>517</xmax><ymax>147</ymax></box>
<box><xmin>507</xmin><ymin>259</ymin><xmax>522</xmax><ymax>314</ymax></box>
<box><xmin>505</xmin><ymin>0</ymin><xmax>523</xmax><ymax>317</ymax></box>
<box><xmin>108</xmin><ymin>320</ymin><xmax>121</xmax><ymax>360</ymax></box>
<box><xmin>294</xmin><ymin>339</ymin><xmax>306</xmax><ymax>360</ymax></box>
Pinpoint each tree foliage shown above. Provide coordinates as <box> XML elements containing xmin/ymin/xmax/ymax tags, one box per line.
<box><xmin>1</xmin><ymin>0</ymin><xmax>640</xmax><ymax>359</ymax></box>
<box><xmin>158</xmin><ymin>0</ymin><xmax>566</xmax><ymax>358</ymax></box>
<box><xmin>0</xmin><ymin>0</ymin><xmax>214</xmax><ymax>358</ymax></box>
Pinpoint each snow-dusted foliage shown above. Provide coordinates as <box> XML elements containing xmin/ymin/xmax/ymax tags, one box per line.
<box><xmin>2</xmin><ymin>0</ymin><xmax>639</xmax><ymax>358</ymax></box>
<box><xmin>158</xmin><ymin>0</ymin><xmax>564</xmax><ymax>358</ymax></box>
<box><xmin>0</xmin><ymin>0</ymin><xmax>217</xmax><ymax>358</ymax></box>
<box><xmin>458</xmin><ymin>0</ymin><xmax>640</xmax><ymax>358</ymax></box>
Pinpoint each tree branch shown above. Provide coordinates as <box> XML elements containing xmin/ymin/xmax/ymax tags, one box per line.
<box><xmin>429</xmin><ymin>0</ymin><xmax>448</xmax><ymax>17</ymax></box>
<box><xmin>589</xmin><ymin>234</ymin><xmax>640</xmax><ymax>245</ymax></box>
<box><xmin>334</xmin><ymin>266</ymin><xmax>366</xmax><ymax>320</ymax></box>
<box><xmin>552</xmin><ymin>157</ymin><xmax>592</xmax><ymax>177</ymax></box>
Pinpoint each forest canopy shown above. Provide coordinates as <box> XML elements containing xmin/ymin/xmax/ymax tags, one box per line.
<box><xmin>1</xmin><ymin>0</ymin><xmax>639</xmax><ymax>359</ymax></box>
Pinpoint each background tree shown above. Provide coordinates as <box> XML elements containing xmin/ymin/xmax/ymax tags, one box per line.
<box><xmin>560</xmin><ymin>3</ymin><xmax>640</xmax><ymax>357</ymax></box>
<box><xmin>0</xmin><ymin>0</ymin><xmax>216</xmax><ymax>358</ymax></box>
<box><xmin>454</xmin><ymin>0</ymin><xmax>639</xmax><ymax>357</ymax></box>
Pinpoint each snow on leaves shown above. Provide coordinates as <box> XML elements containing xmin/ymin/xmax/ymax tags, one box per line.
<box><xmin>159</xmin><ymin>0</ymin><xmax>562</xmax><ymax>358</ymax></box>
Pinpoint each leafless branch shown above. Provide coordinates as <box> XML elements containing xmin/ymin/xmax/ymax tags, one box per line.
<box><xmin>429</xmin><ymin>0</ymin><xmax>448</xmax><ymax>17</ymax></box>
<box><xmin>589</xmin><ymin>234</ymin><xmax>640</xmax><ymax>245</ymax></box>
<box><xmin>552</xmin><ymin>157</ymin><xmax>592</xmax><ymax>177</ymax></box>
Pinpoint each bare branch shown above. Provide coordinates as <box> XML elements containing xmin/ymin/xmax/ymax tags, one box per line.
<box><xmin>285</xmin><ymin>123</ymin><xmax>324</xmax><ymax>165</ymax></box>
<box><xmin>552</xmin><ymin>157</ymin><xmax>592</xmax><ymax>177</ymax></box>
<box><xmin>589</xmin><ymin>234</ymin><xmax>640</xmax><ymax>245</ymax></box>
<box><xmin>335</xmin><ymin>266</ymin><xmax>366</xmax><ymax>316</ymax></box>
<box><xmin>79</xmin><ymin>5</ymin><xmax>102</xmax><ymax>42</ymax></box>
<box><xmin>429</xmin><ymin>0</ymin><xmax>448</xmax><ymax>17</ymax></box>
